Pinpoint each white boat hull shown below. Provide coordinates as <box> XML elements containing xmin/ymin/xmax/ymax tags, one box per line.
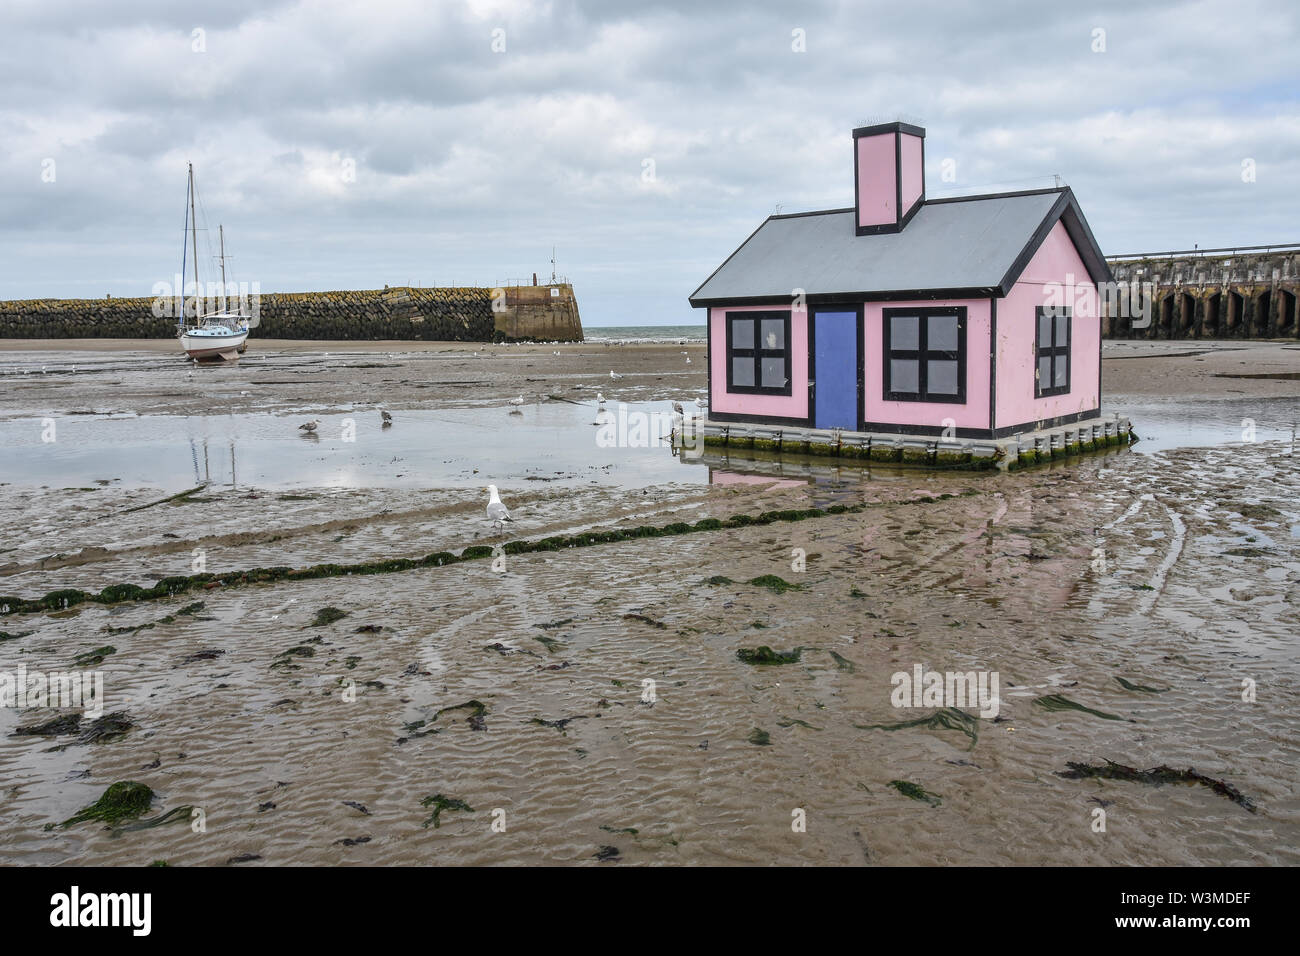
<box><xmin>181</xmin><ymin>329</ymin><xmax>248</xmax><ymax>361</ymax></box>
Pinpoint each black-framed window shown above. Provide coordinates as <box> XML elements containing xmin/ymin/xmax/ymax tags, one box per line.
<box><xmin>1035</xmin><ymin>306</ymin><xmax>1071</xmax><ymax>397</ymax></box>
<box><xmin>883</xmin><ymin>307</ymin><xmax>966</xmax><ymax>403</ymax></box>
<box><xmin>725</xmin><ymin>311</ymin><xmax>792</xmax><ymax>395</ymax></box>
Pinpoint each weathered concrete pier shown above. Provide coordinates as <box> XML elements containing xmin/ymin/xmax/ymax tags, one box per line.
<box><xmin>0</xmin><ymin>282</ymin><xmax>584</xmax><ymax>343</ymax></box>
<box><xmin>1105</xmin><ymin>243</ymin><xmax>1299</xmax><ymax>339</ymax></box>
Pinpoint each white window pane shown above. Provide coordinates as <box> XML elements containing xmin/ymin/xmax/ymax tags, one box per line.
<box><xmin>731</xmin><ymin>318</ymin><xmax>754</xmax><ymax>350</ymax></box>
<box><xmin>928</xmin><ymin>360</ymin><xmax>958</xmax><ymax>395</ymax></box>
<box><xmin>891</xmin><ymin>315</ymin><xmax>919</xmax><ymax>351</ymax></box>
<box><xmin>732</xmin><ymin>356</ymin><xmax>755</xmax><ymax>387</ymax></box>
<box><xmin>1038</xmin><ymin>356</ymin><xmax>1052</xmax><ymax>389</ymax></box>
<box><xmin>761</xmin><ymin>357</ymin><xmax>786</xmax><ymax>388</ymax></box>
<box><xmin>1038</xmin><ymin>313</ymin><xmax>1053</xmax><ymax>346</ymax></box>
<box><xmin>928</xmin><ymin>314</ymin><xmax>959</xmax><ymax>352</ymax></box>
<box><xmin>891</xmin><ymin>358</ymin><xmax>919</xmax><ymax>393</ymax></box>
<box><xmin>1054</xmin><ymin>358</ymin><xmax>1067</xmax><ymax>387</ymax></box>
<box><xmin>760</xmin><ymin>318</ymin><xmax>785</xmax><ymax>350</ymax></box>
<box><xmin>1055</xmin><ymin>314</ymin><xmax>1069</xmax><ymax>345</ymax></box>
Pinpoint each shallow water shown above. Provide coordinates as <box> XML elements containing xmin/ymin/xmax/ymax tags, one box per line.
<box><xmin>1110</xmin><ymin>394</ymin><xmax>1299</xmax><ymax>454</ymax></box>
<box><xmin>0</xmin><ymin>401</ymin><xmax>708</xmax><ymax>491</ymax></box>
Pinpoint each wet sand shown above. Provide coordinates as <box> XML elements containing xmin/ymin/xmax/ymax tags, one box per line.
<box><xmin>1</xmin><ymin>339</ymin><xmax>1298</xmax><ymax>865</ymax></box>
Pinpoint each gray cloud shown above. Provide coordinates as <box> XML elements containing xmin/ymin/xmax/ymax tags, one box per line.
<box><xmin>1</xmin><ymin>0</ymin><xmax>1296</xmax><ymax>323</ymax></box>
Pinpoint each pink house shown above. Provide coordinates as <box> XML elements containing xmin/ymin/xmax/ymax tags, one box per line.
<box><xmin>689</xmin><ymin>122</ymin><xmax>1112</xmax><ymax>441</ymax></box>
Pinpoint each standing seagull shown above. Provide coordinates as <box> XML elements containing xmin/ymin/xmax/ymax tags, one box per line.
<box><xmin>509</xmin><ymin>395</ymin><xmax>525</xmax><ymax>406</ymax></box>
<box><xmin>381</xmin><ymin>410</ymin><xmax>392</xmax><ymax>427</ymax></box>
<box><xmin>609</xmin><ymin>371</ymin><xmax>622</xmax><ymax>380</ymax></box>
<box><xmin>597</xmin><ymin>392</ymin><xmax>606</xmax><ymax>404</ymax></box>
<box><xmin>486</xmin><ymin>485</ymin><xmax>513</xmax><ymax>528</ymax></box>
<box><xmin>298</xmin><ymin>420</ymin><xmax>319</xmax><ymax>433</ymax></box>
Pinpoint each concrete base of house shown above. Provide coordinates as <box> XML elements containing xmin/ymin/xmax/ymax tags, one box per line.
<box><xmin>684</xmin><ymin>415</ymin><xmax>1136</xmax><ymax>471</ymax></box>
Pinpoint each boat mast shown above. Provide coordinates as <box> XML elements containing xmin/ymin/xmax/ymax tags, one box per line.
<box><xmin>189</xmin><ymin>163</ymin><xmax>200</xmax><ymax>323</ymax></box>
<box><xmin>218</xmin><ymin>224</ymin><xmax>227</xmax><ymax>313</ymax></box>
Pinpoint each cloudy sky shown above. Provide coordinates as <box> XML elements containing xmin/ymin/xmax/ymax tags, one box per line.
<box><xmin>2</xmin><ymin>0</ymin><xmax>1297</xmax><ymax>325</ymax></box>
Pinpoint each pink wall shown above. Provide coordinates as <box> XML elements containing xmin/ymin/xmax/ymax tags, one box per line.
<box><xmin>995</xmin><ymin>221</ymin><xmax>1101</xmax><ymax>430</ymax></box>
<box><xmin>899</xmin><ymin>133</ymin><xmax>923</xmax><ymax>216</ymax></box>
<box><xmin>856</xmin><ymin>133</ymin><xmax>896</xmax><ymax>228</ymax></box>
<box><xmin>862</xmin><ymin>298</ymin><xmax>991</xmax><ymax>430</ymax></box>
<box><xmin>709</xmin><ymin>305</ymin><xmax>809</xmax><ymax>421</ymax></box>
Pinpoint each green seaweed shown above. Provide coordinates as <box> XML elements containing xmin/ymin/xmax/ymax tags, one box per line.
<box><xmin>889</xmin><ymin>780</ymin><xmax>941</xmax><ymax>807</ymax></box>
<box><xmin>533</xmin><ymin>635</ymin><xmax>565</xmax><ymax>653</ymax></box>
<box><xmin>736</xmin><ymin>645</ymin><xmax>802</xmax><ymax>666</ymax></box>
<box><xmin>420</xmin><ymin>793</ymin><xmax>474</xmax><ymax>828</ymax></box>
<box><xmin>622</xmin><ymin>613</ymin><xmax>667</xmax><ymax>629</ymax></box>
<box><xmin>1</xmin><ymin>492</ymin><xmax>992</xmax><ymax>618</ymax></box>
<box><xmin>1034</xmin><ymin>694</ymin><xmax>1128</xmax><ymax>721</ymax></box>
<box><xmin>79</xmin><ymin>712</ymin><xmax>134</xmax><ymax>744</ymax></box>
<box><xmin>829</xmin><ymin>650</ymin><xmax>855</xmax><ymax>672</ymax></box>
<box><xmin>1057</xmin><ymin>760</ymin><xmax>1256</xmax><ymax>813</ymax></box>
<box><xmin>310</xmin><ymin>606</ymin><xmax>347</xmax><ymax>627</ymax></box>
<box><xmin>856</xmin><ymin>707</ymin><xmax>979</xmax><ymax>749</ymax></box>
<box><xmin>12</xmin><ymin>713</ymin><xmax>82</xmax><ymax>737</ymax></box>
<box><xmin>747</xmin><ymin>728</ymin><xmax>771</xmax><ymax>746</ymax></box>
<box><xmin>50</xmin><ymin>781</ymin><xmax>154</xmax><ymax>829</ymax></box>
<box><xmin>776</xmin><ymin>716</ymin><xmax>821</xmax><ymax>730</ymax></box>
<box><xmin>747</xmin><ymin>575</ymin><xmax>803</xmax><ymax>593</ymax></box>
<box><xmin>704</xmin><ymin>575</ymin><xmax>735</xmax><ymax>586</ymax></box>
<box><xmin>72</xmin><ymin>645</ymin><xmax>115</xmax><ymax>667</ymax></box>
<box><xmin>1115</xmin><ymin>676</ymin><xmax>1168</xmax><ymax>693</ymax></box>
<box><xmin>116</xmin><ymin>804</ymin><xmax>196</xmax><ymax>832</ymax></box>
<box><xmin>431</xmin><ymin>699</ymin><xmax>488</xmax><ymax>729</ymax></box>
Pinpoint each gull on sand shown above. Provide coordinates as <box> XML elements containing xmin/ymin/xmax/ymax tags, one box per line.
<box><xmin>486</xmin><ymin>485</ymin><xmax>513</xmax><ymax>527</ymax></box>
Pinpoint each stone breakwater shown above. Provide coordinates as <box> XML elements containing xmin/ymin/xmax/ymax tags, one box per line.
<box><xmin>0</xmin><ymin>284</ymin><xmax>584</xmax><ymax>342</ymax></box>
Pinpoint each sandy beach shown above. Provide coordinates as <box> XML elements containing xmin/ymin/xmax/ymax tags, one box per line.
<box><xmin>1</xmin><ymin>338</ymin><xmax>1297</xmax><ymax>865</ymax></box>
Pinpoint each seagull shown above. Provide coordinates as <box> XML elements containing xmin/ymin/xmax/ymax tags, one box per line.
<box><xmin>672</xmin><ymin>401</ymin><xmax>685</xmax><ymax>417</ymax></box>
<box><xmin>597</xmin><ymin>392</ymin><xmax>606</xmax><ymax>404</ymax></box>
<box><xmin>381</xmin><ymin>410</ymin><xmax>392</xmax><ymax>424</ymax></box>
<box><xmin>609</xmin><ymin>371</ymin><xmax>622</xmax><ymax>380</ymax></box>
<box><xmin>298</xmin><ymin>420</ymin><xmax>319</xmax><ymax>433</ymax></box>
<box><xmin>685</xmin><ymin>356</ymin><xmax>691</xmax><ymax>364</ymax></box>
<box><xmin>509</xmin><ymin>395</ymin><xmax>525</xmax><ymax>406</ymax></box>
<box><xmin>486</xmin><ymin>485</ymin><xmax>513</xmax><ymax>527</ymax></box>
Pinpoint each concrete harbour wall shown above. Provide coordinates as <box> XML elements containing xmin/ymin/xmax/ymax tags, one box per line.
<box><xmin>0</xmin><ymin>284</ymin><xmax>584</xmax><ymax>342</ymax></box>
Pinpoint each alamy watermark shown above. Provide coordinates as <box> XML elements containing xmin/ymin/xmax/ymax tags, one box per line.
<box><xmin>151</xmin><ymin>276</ymin><xmax>261</xmax><ymax>321</ymax></box>
<box><xmin>891</xmin><ymin>664</ymin><xmax>1000</xmax><ymax>718</ymax></box>
<box><xmin>1</xmin><ymin>665</ymin><xmax>104</xmax><ymax>718</ymax></box>
<box><xmin>1042</xmin><ymin>274</ymin><xmax>1155</xmax><ymax>329</ymax></box>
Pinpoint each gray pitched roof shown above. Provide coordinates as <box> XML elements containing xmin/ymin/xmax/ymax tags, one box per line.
<box><xmin>689</xmin><ymin>187</ymin><xmax>1111</xmax><ymax>306</ymax></box>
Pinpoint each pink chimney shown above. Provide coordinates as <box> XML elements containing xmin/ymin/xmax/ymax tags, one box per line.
<box><xmin>853</xmin><ymin>122</ymin><xmax>926</xmax><ymax>235</ymax></box>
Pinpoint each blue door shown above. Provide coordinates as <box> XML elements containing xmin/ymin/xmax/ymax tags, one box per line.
<box><xmin>813</xmin><ymin>310</ymin><xmax>859</xmax><ymax>429</ymax></box>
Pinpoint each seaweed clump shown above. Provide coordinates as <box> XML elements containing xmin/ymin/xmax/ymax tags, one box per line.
<box><xmin>889</xmin><ymin>780</ymin><xmax>941</xmax><ymax>806</ymax></box>
<box><xmin>49</xmin><ymin>781</ymin><xmax>154</xmax><ymax>829</ymax></box>
<box><xmin>420</xmin><ymin>793</ymin><xmax>474</xmax><ymax>829</ymax></box>
<box><xmin>736</xmin><ymin>646</ymin><xmax>802</xmax><ymax>666</ymax></box>
<box><xmin>1034</xmin><ymin>694</ymin><xmax>1130</xmax><ymax>722</ymax></box>
<box><xmin>1057</xmin><ymin>760</ymin><xmax>1257</xmax><ymax>813</ymax></box>
<box><xmin>856</xmin><ymin>707</ymin><xmax>979</xmax><ymax>749</ymax></box>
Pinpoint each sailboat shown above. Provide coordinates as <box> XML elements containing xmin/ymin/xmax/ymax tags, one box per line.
<box><xmin>177</xmin><ymin>163</ymin><xmax>253</xmax><ymax>361</ymax></box>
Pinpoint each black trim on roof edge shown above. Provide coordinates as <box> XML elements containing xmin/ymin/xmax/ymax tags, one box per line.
<box><xmin>853</xmin><ymin>121</ymin><xmax>926</xmax><ymax>139</ymax></box>
<box><xmin>690</xmin><ymin>287</ymin><xmax>1000</xmax><ymax>309</ymax></box>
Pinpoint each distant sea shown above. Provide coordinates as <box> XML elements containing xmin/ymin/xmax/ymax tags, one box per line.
<box><xmin>583</xmin><ymin>324</ymin><xmax>706</xmax><ymax>344</ymax></box>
